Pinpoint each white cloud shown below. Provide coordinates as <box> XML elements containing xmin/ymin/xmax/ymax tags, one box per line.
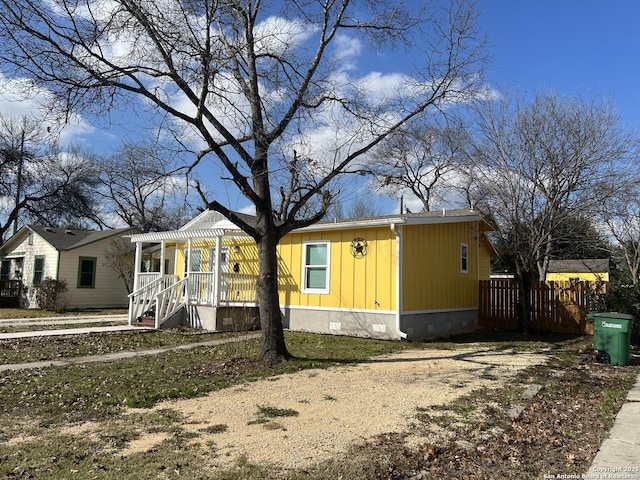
<box><xmin>0</xmin><ymin>73</ymin><xmax>95</xmax><ymax>146</ymax></box>
<box><xmin>332</xmin><ymin>35</ymin><xmax>362</xmax><ymax>72</ymax></box>
<box><xmin>254</xmin><ymin>16</ymin><xmax>318</xmax><ymax>56</ymax></box>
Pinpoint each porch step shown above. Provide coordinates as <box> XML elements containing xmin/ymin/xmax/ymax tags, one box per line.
<box><xmin>133</xmin><ymin>316</ymin><xmax>155</xmax><ymax>328</ymax></box>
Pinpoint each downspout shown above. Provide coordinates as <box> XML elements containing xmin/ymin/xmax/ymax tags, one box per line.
<box><xmin>390</xmin><ymin>223</ymin><xmax>408</xmax><ymax>340</ymax></box>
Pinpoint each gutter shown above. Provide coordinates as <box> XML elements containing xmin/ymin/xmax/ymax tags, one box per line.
<box><xmin>390</xmin><ymin>222</ymin><xmax>408</xmax><ymax>340</ymax></box>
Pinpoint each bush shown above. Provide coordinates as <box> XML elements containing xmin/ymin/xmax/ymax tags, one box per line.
<box><xmin>34</xmin><ymin>277</ymin><xmax>70</xmax><ymax>313</ymax></box>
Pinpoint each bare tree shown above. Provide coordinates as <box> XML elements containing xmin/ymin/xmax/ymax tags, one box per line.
<box><xmin>96</xmin><ymin>141</ymin><xmax>198</xmax><ymax>232</ymax></box>
<box><xmin>102</xmin><ymin>237</ymin><xmax>136</xmax><ymax>294</ymax></box>
<box><xmin>599</xmin><ymin>184</ymin><xmax>640</xmax><ymax>285</ymax></box>
<box><xmin>0</xmin><ymin>0</ymin><xmax>487</xmax><ymax>361</ymax></box>
<box><xmin>366</xmin><ymin>118</ymin><xmax>469</xmax><ymax>211</ymax></box>
<box><xmin>466</xmin><ymin>91</ymin><xmax>638</xmax><ymax>331</ymax></box>
<box><xmin>0</xmin><ymin>114</ymin><xmax>100</xmax><ymax>242</ymax></box>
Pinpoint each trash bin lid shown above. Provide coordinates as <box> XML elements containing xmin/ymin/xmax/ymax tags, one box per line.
<box><xmin>592</xmin><ymin>313</ymin><xmax>633</xmax><ymax>333</ymax></box>
<box><xmin>589</xmin><ymin>312</ymin><xmax>634</xmax><ymax>321</ymax></box>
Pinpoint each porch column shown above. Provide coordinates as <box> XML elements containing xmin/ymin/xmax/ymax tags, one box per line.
<box><xmin>213</xmin><ymin>236</ymin><xmax>221</xmax><ymax>308</ymax></box>
<box><xmin>186</xmin><ymin>239</ymin><xmax>192</xmax><ymax>277</ymax></box>
<box><xmin>160</xmin><ymin>240</ymin><xmax>166</xmax><ymax>277</ymax></box>
<box><xmin>133</xmin><ymin>242</ymin><xmax>142</xmax><ymax>292</ymax></box>
<box><xmin>184</xmin><ymin>239</ymin><xmax>192</xmax><ymax>307</ymax></box>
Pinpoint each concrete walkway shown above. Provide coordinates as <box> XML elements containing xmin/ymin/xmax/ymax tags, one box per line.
<box><xmin>0</xmin><ymin>314</ymin><xmax>145</xmax><ymax>340</ymax></box>
<box><xmin>587</xmin><ymin>371</ymin><xmax>640</xmax><ymax>478</ymax></box>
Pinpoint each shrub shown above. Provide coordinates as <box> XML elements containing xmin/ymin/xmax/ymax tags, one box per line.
<box><xmin>34</xmin><ymin>277</ymin><xmax>70</xmax><ymax>313</ymax></box>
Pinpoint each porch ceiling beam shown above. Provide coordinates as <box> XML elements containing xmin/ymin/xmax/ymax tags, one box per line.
<box><xmin>127</xmin><ymin>228</ymin><xmax>247</xmax><ymax>243</ymax></box>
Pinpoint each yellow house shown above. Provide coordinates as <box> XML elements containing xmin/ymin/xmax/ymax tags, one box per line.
<box><xmin>128</xmin><ymin>208</ymin><xmax>495</xmax><ymax>340</ymax></box>
<box><xmin>545</xmin><ymin>259</ymin><xmax>610</xmax><ymax>283</ymax></box>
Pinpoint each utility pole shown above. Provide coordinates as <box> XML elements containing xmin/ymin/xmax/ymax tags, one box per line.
<box><xmin>13</xmin><ymin>129</ymin><xmax>24</xmax><ymax>236</ymax></box>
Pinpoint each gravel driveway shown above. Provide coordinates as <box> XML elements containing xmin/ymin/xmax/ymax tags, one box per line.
<box><xmin>122</xmin><ymin>347</ymin><xmax>548</xmax><ymax>469</ymax></box>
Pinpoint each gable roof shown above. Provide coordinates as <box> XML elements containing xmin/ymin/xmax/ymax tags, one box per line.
<box><xmin>547</xmin><ymin>259</ymin><xmax>610</xmax><ymax>274</ymax></box>
<box><xmin>1</xmin><ymin>225</ymin><xmax>136</xmax><ymax>253</ymax></box>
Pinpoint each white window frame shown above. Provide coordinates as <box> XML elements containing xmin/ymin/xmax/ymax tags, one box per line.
<box><xmin>302</xmin><ymin>241</ymin><xmax>330</xmax><ymax>294</ymax></box>
<box><xmin>461</xmin><ymin>243</ymin><xmax>469</xmax><ymax>274</ymax></box>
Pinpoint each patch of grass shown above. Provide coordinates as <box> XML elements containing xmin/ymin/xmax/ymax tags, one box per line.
<box><xmin>247</xmin><ymin>405</ymin><xmax>299</xmax><ymax>430</ymax></box>
<box><xmin>323</xmin><ymin>394</ymin><xmax>337</xmax><ymax>401</ymax></box>
<box><xmin>247</xmin><ymin>418</ymin><xmax>270</xmax><ymax>426</ymax></box>
<box><xmin>201</xmin><ymin>424</ymin><xmax>228</xmax><ymax>434</ymax></box>
<box><xmin>256</xmin><ymin>405</ymin><xmax>299</xmax><ymax>418</ymax></box>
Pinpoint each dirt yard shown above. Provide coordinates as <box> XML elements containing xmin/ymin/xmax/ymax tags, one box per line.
<box><xmin>123</xmin><ymin>347</ymin><xmax>549</xmax><ymax>470</ymax></box>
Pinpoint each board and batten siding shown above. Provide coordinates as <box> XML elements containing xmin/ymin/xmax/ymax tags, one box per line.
<box><xmin>401</xmin><ymin>221</ymin><xmax>480</xmax><ymax>312</ymax></box>
<box><xmin>57</xmin><ymin>241</ymin><xmax>130</xmax><ymax>308</ymax></box>
<box><xmin>175</xmin><ymin>238</ymin><xmax>258</xmax><ymax>277</ymax></box>
<box><xmin>277</xmin><ymin>226</ymin><xmax>396</xmax><ymax>311</ymax></box>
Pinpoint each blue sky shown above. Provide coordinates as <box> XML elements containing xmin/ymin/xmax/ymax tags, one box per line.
<box><xmin>1</xmin><ymin>1</ymin><xmax>639</xmax><ymax>217</ymax></box>
<box><xmin>476</xmin><ymin>0</ymin><xmax>640</xmax><ymax>127</ymax></box>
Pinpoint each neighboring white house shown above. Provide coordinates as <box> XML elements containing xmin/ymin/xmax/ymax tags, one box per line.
<box><xmin>0</xmin><ymin>225</ymin><xmax>137</xmax><ymax>309</ymax></box>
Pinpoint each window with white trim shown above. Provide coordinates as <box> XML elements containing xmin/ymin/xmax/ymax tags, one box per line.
<box><xmin>461</xmin><ymin>243</ymin><xmax>469</xmax><ymax>273</ymax></box>
<box><xmin>302</xmin><ymin>241</ymin><xmax>330</xmax><ymax>294</ymax></box>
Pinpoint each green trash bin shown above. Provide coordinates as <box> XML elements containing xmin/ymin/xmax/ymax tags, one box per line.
<box><xmin>591</xmin><ymin>312</ymin><xmax>633</xmax><ymax>366</ymax></box>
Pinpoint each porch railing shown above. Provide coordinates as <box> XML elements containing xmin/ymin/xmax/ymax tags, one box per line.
<box><xmin>220</xmin><ymin>272</ymin><xmax>257</xmax><ymax>304</ymax></box>
<box><xmin>129</xmin><ymin>272</ymin><xmax>258</xmax><ymax>327</ymax></box>
<box><xmin>128</xmin><ymin>274</ymin><xmax>178</xmax><ymax>324</ymax></box>
<box><xmin>185</xmin><ymin>272</ymin><xmax>257</xmax><ymax>305</ymax></box>
<box><xmin>188</xmin><ymin>272</ymin><xmax>216</xmax><ymax>304</ymax></box>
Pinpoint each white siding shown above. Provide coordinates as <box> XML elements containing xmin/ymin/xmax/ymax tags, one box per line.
<box><xmin>5</xmin><ymin>231</ymin><xmax>59</xmax><ymax>308</ymax></box>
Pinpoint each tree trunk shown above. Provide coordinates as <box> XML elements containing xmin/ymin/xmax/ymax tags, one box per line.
<box><xmin>256</xmin><ymin>231</ymin><xmax>291</xmax><ymax>362</ymax></box>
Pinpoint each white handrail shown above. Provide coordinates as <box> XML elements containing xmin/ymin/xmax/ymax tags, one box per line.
<box><xmin>155</xmin><ymin>277</ymin><xmax>188</xmax><ymax>328</ymax></box>
<box><xmin>128</xmin><ymin>275</ymin><xmax>178</xmax><ymax>324</ymax></box>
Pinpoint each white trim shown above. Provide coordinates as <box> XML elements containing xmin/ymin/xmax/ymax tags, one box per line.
<box><xmin>282</xmin><ymin>304</ymin><xmax>395</xmax><ymax>315</ymax></box>
<box><xmin>297</xmin><ymin>212</ymin><xmax>483</xmax><ymax>233</ymax></box>
<box><xmin>401</xmin><ymin>307</ymin><xmax>478</xmax><ymax>315</ymax></box>
<box><xmin>301</xmin><ymin>240</ymin><xmax>330</xmax><ymax>294</ymax></box>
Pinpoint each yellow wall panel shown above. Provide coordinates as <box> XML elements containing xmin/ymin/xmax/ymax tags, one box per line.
<box><xmin>546</xmin><ymin>272</ymin><xmax>607</xmax><ymax>282</ymax></box>
<box><xmin>277</xmin><ymin>226</ymin><xmax>396</xmax><ymax>311</ymax></box>
<box><xmin>402</xmin><ymin>221</ymin><xmax>480</xmax><ymax>312</ymax></box>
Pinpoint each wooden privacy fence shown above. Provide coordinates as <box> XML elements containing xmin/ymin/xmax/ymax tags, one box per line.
<box><xmin>479</xmin><ymin>279</ymin><xmax>599</xmax><ymax>335</ymax></box>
